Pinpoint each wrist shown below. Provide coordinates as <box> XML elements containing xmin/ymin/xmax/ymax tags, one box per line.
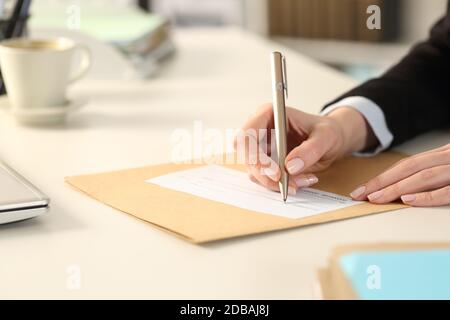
<box><xmin>326</xmin><ymin>106</ymin><xmax>376</xmax><ymax>155</ymax></box>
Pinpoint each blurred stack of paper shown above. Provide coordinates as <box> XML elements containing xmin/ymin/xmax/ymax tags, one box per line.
<box><xmin>318</xmin><ymin>243</ymin><xmax>450</xmax><ymax>299</ymax></box>
<box><xmin>29</xmin><ymin>2</ymin><xmax>175</xmax><ymax>78</ymax></box>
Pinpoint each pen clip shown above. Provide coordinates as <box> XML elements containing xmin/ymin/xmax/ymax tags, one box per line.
<box><xmin>282</xmin><ymin>55</ymin><xmax>288</xmax><ymax>99</ymax></box>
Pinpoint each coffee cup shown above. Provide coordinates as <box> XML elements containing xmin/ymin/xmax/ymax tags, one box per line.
<box><xmin>0</xmin><ymin>37</ymin><xmax>91</xmax><ymax>111</ymax></box>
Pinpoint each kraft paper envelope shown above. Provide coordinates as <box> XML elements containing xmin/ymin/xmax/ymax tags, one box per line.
<box><xmin>65</xmin><ymin>152</ymin><xmax>407</xmax><ymax>243</ymax></box>
<box><xmin>318</xmin><ymin>242</ymin><xmax>450</xmax><ymax>300</ymax></box>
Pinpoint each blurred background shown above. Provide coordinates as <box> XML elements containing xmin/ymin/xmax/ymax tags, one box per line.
<box><xmin>26</xmin><ymin>0</ymin><xmax>448</xmax><ymax>81</ymax></box>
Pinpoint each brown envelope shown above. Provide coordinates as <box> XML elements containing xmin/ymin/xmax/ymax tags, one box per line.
<box><xmin>318</xmin><ymin>242</ymin><xmax>450</xmax><ymax>300</ymax></box>
<box><xmin>65</xmin><ymin>152</ymin><xmax>408</xmax><ymax>243</ymax></box>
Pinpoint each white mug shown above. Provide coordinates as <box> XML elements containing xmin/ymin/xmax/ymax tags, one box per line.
<box><xmin>0</xmin><ymin>38</ymin><xmax>91</xmax><ymax>111</ymax></box>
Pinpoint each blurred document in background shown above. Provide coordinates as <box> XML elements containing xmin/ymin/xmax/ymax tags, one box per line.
<box><xmin>29</xmin><ymin>1</ymin><xmax>175</xmax><ymax>78</ymax></box>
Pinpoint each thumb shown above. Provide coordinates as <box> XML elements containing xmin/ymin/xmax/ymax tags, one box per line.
<box><xmin>284</xmin><ymin>128</ymin><xmax>331</xmax><ymax>175</ymax></box>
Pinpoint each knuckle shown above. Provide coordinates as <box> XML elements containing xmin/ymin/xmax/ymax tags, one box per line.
<box><xmin>318</xmin><ymin>122</ymin><xmax>339</xmax><ymax>144</ymax></box>
<box><xmin>388</xmin><ymin>183</ymin><xmax>402</xmax><ymax>196</ymax></box>
<box><xmin>399</xmin><ymin>158</ymin><xmax>419</xmax><ymax>174</ymax></box>
<box><xmin>420</xmin><ymin>168</ymin><xmax>437</xmax><ymax>181</ymax></box>
<box><xmin>392</xmin><ymin>157</ymin><xmax>410</xmax><ymax>171</ymax></box>
<box><xmin>319</xmin><ymin>122</ymin><xmax>335</xmax><ymax>137</ymax></box>
<box><xmin>368</xmin><ymin>175</ymin><xmax>383</xmax><ymax>191</ymax></box>
<box><xmin>258</xmin><ymin>103</ymin><xmax>272</xmax><ymax>113</ymax></box>
<box><xmin>423</xmin><ymin>191</ymin><xmax>434</xmax><ymax>203</ymax></box>
<box><xmin>390</xmin><ymin>183</ymin><xmax>402</xmax><ymax>195</ymax></box>
<box><xmin>443</xmin><ymin>186</ymin><xmax>450</xmax><ymax>198</ymax></box>
<box><xmin>443</xmin><ymin>149</ymin><xmax>450</xmax><ymax>160</ymax></box>
<box><xmin>307</xmin><ymin>147</ymin><xmax>321</xmax><ymax>163</ymax></box>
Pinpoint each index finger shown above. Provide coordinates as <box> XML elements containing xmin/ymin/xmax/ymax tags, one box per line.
<box><xmin>350</xmin><ymin>149</ymin><xmax>450</xmax><ymax>200</ymax></box>
<box><xmin>240</xmin><ymin>103</ymin><xmax>274</xmax><ymax>134</ymax></box>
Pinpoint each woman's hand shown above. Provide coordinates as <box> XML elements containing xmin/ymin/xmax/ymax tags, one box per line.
<box><xmin>350</xmin><ymin>144</ymin><xmax>450</xmax><ymax>207</ymax></box>
<box><xmin>235</xmin><ymin>103</ymin><xmax>375</xmax><ymax>194</ymax></box>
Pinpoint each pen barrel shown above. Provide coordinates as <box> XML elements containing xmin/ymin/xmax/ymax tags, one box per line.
<box><xmin>270</xmin><ymin>52</ymin><xmax>289</xmax><ymax>200</ymax></box>
<box><xmin>279</xmin><ymin>171</ymin><xmax>289</xmax><ymax>200</ymax></box>
<box><xmin>274</xmin><ymin>106</ymin><xmax>288</xmax><ymax>200</ymax></box>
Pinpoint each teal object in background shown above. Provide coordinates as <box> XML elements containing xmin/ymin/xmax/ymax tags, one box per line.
<box><xmin>339</xmin><ymin>249</ymin><xmax>450</xmax><ymax>299</ymax></box>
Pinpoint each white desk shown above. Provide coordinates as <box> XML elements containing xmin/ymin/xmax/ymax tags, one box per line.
<box><xmin>0</xmin><ymin>28</ymin><xmax>449</xmax><ymax>299</ymax></box>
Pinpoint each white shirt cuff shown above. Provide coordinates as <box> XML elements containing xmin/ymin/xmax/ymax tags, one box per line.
<box><xmin>321</xmin><ymin>96</ymin><xmax>394</xmax><ymax>156</ymax></box>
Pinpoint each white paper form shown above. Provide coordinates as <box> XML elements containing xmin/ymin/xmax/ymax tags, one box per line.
<box><xmin>146</xmin><ymin>165</ymin><xmax>361</xmax><ymax>219</ymax></box>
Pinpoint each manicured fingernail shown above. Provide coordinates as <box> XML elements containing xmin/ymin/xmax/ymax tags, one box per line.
<box><xmin>262</xmin><ymin>166</ymin><xmax>279</xmax><ymax>181</ymax></box>
<box><xmin>350</xmin><ymin>186</ymin><xmax>366</xmax><ymax>198</ymax></box>
<box><xmin>368</xmin><ymin>190</ymin><xmax>384</xmax><ymax>201</ymax></box>
<box><xmin>288</xmin><ymin>186</ymin><xmax>297</xmax><ymax>196</ymax></box>
<box><xmin>295</xmin><ymin>176</ymin><xmax>318</xmax><ymax>188</ymax></box>
<box><xmin>286</xmin><ymin>158</ymin><xmax>305</xmax><ymax>174</ymax></box>
<box><xmin>401</xmin><ymin>194</ymin><xmax>416</xmax><ymax>203</ymax></box>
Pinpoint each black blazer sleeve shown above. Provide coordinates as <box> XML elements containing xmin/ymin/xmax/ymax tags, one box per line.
<box><xmin>323</xmin><ymin>2</ymin><xmax>450</xmax><ymax>147</ymax></box>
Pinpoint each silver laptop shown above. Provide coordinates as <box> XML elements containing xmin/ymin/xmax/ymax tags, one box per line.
<box><xmin>0</xmin><ymin>161</ymin><xmax>49</xmax><ymax>224</ymax></box>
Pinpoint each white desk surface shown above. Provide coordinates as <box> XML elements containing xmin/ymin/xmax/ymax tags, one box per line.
<box><xmin>0</xmin><ymin>28</ymin><xmax>449</xmax><ymax>299</ymax></box>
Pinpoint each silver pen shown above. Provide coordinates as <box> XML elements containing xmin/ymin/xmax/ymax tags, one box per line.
<box><xmin>270</xmin><ymin>51</ymin><xmax>289</xmax><ymax>202</ymax></box>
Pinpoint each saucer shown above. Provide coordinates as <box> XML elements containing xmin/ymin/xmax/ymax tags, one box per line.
<box><xmin>0</xmin><ymin>98</ymin><xmax>86</xmax><ymax>125</ymax></box>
